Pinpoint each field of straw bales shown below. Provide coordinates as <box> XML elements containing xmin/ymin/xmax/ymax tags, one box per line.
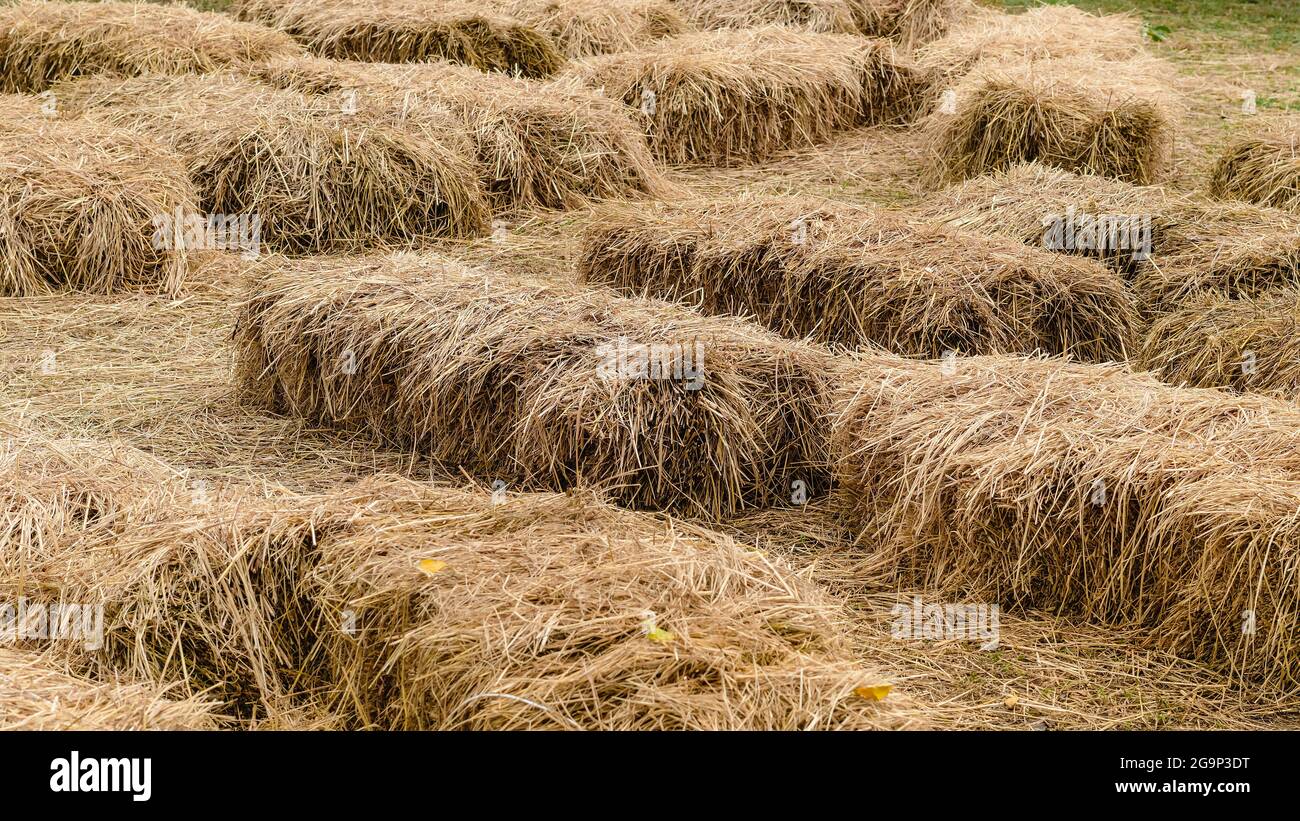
<box><xmin>1</xmin><ymin>0</ymin><xmax>1298</xmax><ymax>732</ymax></box>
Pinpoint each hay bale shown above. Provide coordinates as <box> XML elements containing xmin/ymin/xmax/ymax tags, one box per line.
<box><xmin>0</xmin><ymin>103</ymin><xmax>196</xmax><ymax>296</ymax></box>
<box><xmin>492</xmin><ymin>0</ymin><xmax>686</xmax><ymax>58</ymax></box>
<box><xmin>580</xmin><ymin>195</ymin><xmax>1135</xmax><ymax>361</ymax></box>
<box><xmin>918</xmin><ymin>5</ymin><xmax>1146</xmax><ymax>73</ymax></box>
<box><xmin>248</xmin><ymin>56</ymin><xmax>667</xmax><ymax>212</ymax></box>
<box><xmin>233</xmin><ymin>253</ymin><xmax>836</xmax><ymax>516</ymax></box>
<box><xmin>230</xmin><ymin>0</ymin><xmax>563</xmax><ymax>78</ymax></box>
<box><xmin>926</xmin><ymin>56</ymin><xmax>1177</xmax><ymax>186</ymax></box>
<box><xmin>301</xmin><ymin>477</ymin><xmax>914</xmax><ymax>729</ymax></box>
<box><xmin>829</xmin><ymin>351</ymin><xmax>1300</xmax><ymax>686</ymax></box>
<box><xmin>846</xmin><ymin>0</ymin><xmax>974</xmax><ymax>47</ymax></box>
<box><xmin>0</xmin><ymin>649</ymin><xmax>220</xmax><ymax>730</ymax></box>
<box><xmin>1208</xmin><ymin>115</ymin><xmax>1300</xmax><ymax>214</ymax></box>
<box><xmin>565</xmin><ymin>26</ymin><xmax>933</xmax><ymax>166</ymax></box>
<box><xmin>0</xmin><ymin>1</ymin><xmax>301</xmax><ymax>93</ymax></box>
<box><xmin>1141</xmin><ymin>289</ymin><xmax>1300</xmax><ymax>399</ymax></box>
<box><xmin>0</xmin><ymin>428</ymin><xmax>324</xmax><ymax>718</ymax></box>
<box><xmin>672</xmin><ymin>0</ymin><xmax>861</xmax><ymax>33</ymax></box>
<box><xmin>55</xmin><ymin>72</ymin><xmax>489</xmax><ymax>253</ymax></box>
<box><xmin>920</xmin><ymin>163</ymin><xmax>1300</xmax><ymax>293</ymax></box>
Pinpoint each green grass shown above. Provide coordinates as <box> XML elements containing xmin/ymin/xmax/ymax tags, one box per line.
<box><xmin>996</xmin><ymin>0</ymin><xmax>1299</xmax><ymax>51</ymax></box>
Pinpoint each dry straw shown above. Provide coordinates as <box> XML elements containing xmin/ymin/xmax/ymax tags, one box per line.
<box><xmin>829</xmin><ymin>351</ymin><xmax>1300</xmax><ymax>688</ymax></box>
<box><xmin>230</xmin><ymin>0</ymin><xmax>563</xmax><ymax>77</ymax></box>
<box><xmin>0</xmin><ymin>97</ymin><xmax>195</xmax><ymax>295</ymax></box>
<box><xmin>925</xmin><ymin>56</ymin><xmax>1177</xmax><ymax>186</ymax></box>
<box><xmin>847</xmin><ymin>0</ymin><xmax>975</xmax><ymax>47</ymax></box>
<box><xmin>249</xmin><ymin>56</ymin><xmax>667</xmax><ymax>212</ymax></box>
<box><xmin>0</xmin><ymin>429</ymin><xmax>324</xmax><ymax>719</ymax></box>
<box><xmin>921</xmin><ymin>162</ymin><xmax>1300</xmax><ymax>301</ymax></box>
<box><xmin>491</xmin><ymin>0</ymin><xmax>685</xmax><ymax>58</ymax></box>
<box><xmin>234</xmin><ymin>253</ymin><xmax>836</xmax><ymax>517</ymax></box>
<box><xmin>672</xmin><ymin>0</ymin><xmax>861</xmax><ymax>33</ymax></box>
<box><xmin>55</xmin><ymin>72</ymin><xmax>489</xmax><ymax>253</ymax></box>
<box><xmin>1141</xmin><ymin>288</ymin><xmax>1300</xmax><ymax>399</ymax></box>
<box><xmin>564</xmin><ymin>26</ymin><xmax>933</xmax><ymax>166</ymax></box>
<box><xmin>918</xmin><ymin>5</ymin><xmax>1147</xmax><ymax>74</ymax></box>
<box><xmin>1209</xmin><ymin>115</ymin><xmax>1300</xmax><ymax>214</ymax></box>
<box><xmin>580</xmin><ymin>195</ymin><xmax>1135</xmax><ymax>361</ymax></box>
<box><xmin>0</xmin><ymin>649</ymin><xmax>220</xmax><ymax>730</ymax></box>
<box><xmin>0</xmin><ymin>1</ymin><xmax>301</xmax><ymax>93</ymax></box>
<box><xmin>300</xmin><ymin>477</ymin><xmax>915</xmax><ymax>729</ymax></box>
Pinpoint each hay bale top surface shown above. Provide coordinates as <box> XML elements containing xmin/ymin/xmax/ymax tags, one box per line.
<box><xmin>0</xmin><ymin>650</ymin><xmax>220</xmax><ymax>730</ymax></box>
<box><xmin>304</xmin><ymin>475</ymin><xmax>914</xmax><ymax>729</ymax></box>
<box><xmin>671</xmin><ymin>0</ymin><xmax>861</xmax><ymax>33</ymax></box>
<box><xmin>919</xmin><ymin>5</ymin><xmax>1147</xmax><ymax>72</ymax></box>
<box><xmin>0</xmin><ymin>1</ymin><xmax>302</xmax><ymax>92</ymax></box>
<box><xmin>491</xmin><ymin>0</ymin><xmax>686</xmax><ymax>57</ymax></box>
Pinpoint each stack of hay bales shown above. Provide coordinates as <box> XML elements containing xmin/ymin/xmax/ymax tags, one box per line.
<box><xmin>580</xmin><ymin>195</ymin><xmax>1135</xmax><ymax>361</ymax></box>
<box><xmin>921</xmin><ymin>163</ymin><xmax>1300</xmax><ymax>305</ymax></box>
<box><xmin>1140</xmin><ymin>289</ymin><xmax>1300</xmax><ymax>399</ymax></box>
<box><xmin>847</xmin><ymin>0</ymin><xmax>975</xmax><ymax>47</ymax></box>
<box><xmin>233</xmin><ymin>253</ymin><xmax>836</xmax><ymax>517</ymax></box>
<box><xmin>300</xmin><ymin>477</ymin><xmax>915</xmax><ymax>730</ymax></box>
<box><xmin>490</xmin><ymin>0</ymin><xmax>686</xmax><ymax>58</ymax></box>
<box><xmin>249</xmin><ymin>56</ymin><xmax>667</xmax><ymax>212</ymax></box>
<box><xmin>230</xmin><ymin>0</ymin><xmax>563</xmax><ymax>77</ymax></box>
<box><xmin>54</xmin><ymin>72</ymin><xmax>489</xmax><ymax>253</ymax></box>
<box><xmin>0</xmin><ymin>650</ymin><xmax>220</xmax><ymax>730</ymax></box>
<box><xmin>924</xmin><ymin>55</ymin><xmax>1177</xmax><ymax>186</ymax></box>
<box><xmin>829</xmin><ymin>351</ymin><xmax>1300</xmax><ymax>687</ymax></box>
<box><xmin>564</xmin><ymin>26</ymin><xmax>933</xmax><ymax>165</ymax></box>
<box><xmin>0</xmin><ymin>95</ymin><xmax>196</xmax><ymax>296</ymax></box>
<box><xmin>1209</xmin><ymin>115</ymin><xmax>1300</xmax><ymax>214</ymax></box>
<box><xmin>0</xmin><ymin>1</ymin><xmax>301</xmax><ymax>92</ymax></box>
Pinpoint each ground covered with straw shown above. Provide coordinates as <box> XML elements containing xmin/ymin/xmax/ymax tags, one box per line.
<box><xmin>3</xmin><ymin>0</ymin><xmax>1300</xmax><ymax>732</ymax></box>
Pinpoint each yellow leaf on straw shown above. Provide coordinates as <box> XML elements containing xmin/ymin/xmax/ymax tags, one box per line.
<box><xmin>646</xmin><ymin>627</ymin><xmax>675</xmax><ymax>644</ymax></box>
<box><xmin>418</xmin><ymin>559</ymin><xmax>448</xmax><ymax>575</ymax></box>
<box><xmin>854</xmin><ymin>685</ymin><xmax>892</xmax><ymax>701</ymax></box>
<box><xmin>1004</xmin><ymin>694</ymin><xmax>1019</xmax><ymax>708</ymax></box>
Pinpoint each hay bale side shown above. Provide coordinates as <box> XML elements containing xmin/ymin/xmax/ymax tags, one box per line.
<box><xmin>0</xmin><ymin>108</ymin><xmax>195</xmax><ymax>296</ymax></box>
<box><xmin>233</xmin><ymin>253</ymin><xmax>836</xmax><ymax>517</ymax></box>
<box><xmin>1141</xmin><ymin>289</ymin><xmax>1300</xmax><ymax>399</ymax></box>
<box><xmin>580</xmin><ymin>195</ymin><xmax>1135</xmax><ymax>361</ymax></box>
<box><xmin>0</xmin><ymin>426</ymin><xmax>339</xmax><ymax>719</ymax></box>
<box><xmin>0</xmin><ymin>649</ymin><xmax>221</xmax><ymax>730</ymax></box>
<box><xmin>1208</xmin><ymin>116</ymin><xmax>1300</xmax><ymax>214</ymax></box>
<box><xmin>926</xmin><ymin>56</ymin><xmax>1177</xmax><ymax>186</ymax></box>
<box><xmin>847</xmin><ymin>0</ymin><xmax>975</xmax><ymax>47</ymax></box>
<box><xmin>918</xmin><ymin>5</ymin><xmax>1146</xmax><ymax>74</ymax></box>
<box><xmin>829</xmin><ymin>352</ymin><xmax>1300</xmax><ymax>687</ymax></box>
<box><xmin>0</xmin><ymin>1</ymin><xmax>301</xmax><ymax>93</ymax></box>
<box><xmin>230</xmin><ymin>0</ymin><xmax>563</xmax><ymax>78</ymax></box>
<box><xmin>300</xmin><ymin>477</ymin><xmax>915</xmax><ymax>729</ymax></box>
<box><xmin>493</xmin><ymin>0</ymin><xmax>685</xmax><ymax>58</ymax></box>
<box><xmin>249</xmin><ymin>56</ymin><xmax>668</xmax><ymax>212</ymax></box>
<box><xmin>672</xmin><ymin>0</ymin><xmax>860</xmax><ymax>33</ymax></box>
<box><xmin>565</xmin><ymin>27</ymin><xmax>933</xmax><ymax>166</ymax></box>
<box><xmin>55</xmin><ymin>72</ymin><xmax>489</xmax><ymax>253</ymax></box>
